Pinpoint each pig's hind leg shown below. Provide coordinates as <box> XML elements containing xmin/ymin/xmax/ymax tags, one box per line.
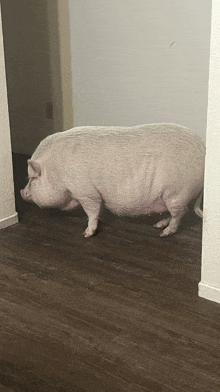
<box><xmin>79</xmin><ymin>197</ymin><xmax>102</xmax><ymax>238</ymax></box>
<box><xmin>159</xmin><ymin>195</ymin><xmax>188</xmax><ymax>237</ymax></box>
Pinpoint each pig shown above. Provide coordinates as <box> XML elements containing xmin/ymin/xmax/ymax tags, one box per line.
<box><xmin>20</xmin><ymin>123</ymin><xmax>205</xmax><ymax>238</ymax></box>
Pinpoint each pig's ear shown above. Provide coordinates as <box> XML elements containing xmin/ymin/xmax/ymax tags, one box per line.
<box><xmin>28</xmin><ymin>160</ymin><xmax>41</xmax><ymax>177</ymax></box>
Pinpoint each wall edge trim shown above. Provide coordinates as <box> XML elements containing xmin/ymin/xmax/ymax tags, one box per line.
<box><xmin>199</xmin><ymin>281</ymin><xmax>220</xmax><ymax>304</ymax></box>
<box><xmin>0</xmin><ymin>213</ymin><xmax>18</xmax><ymax>230</ymax></box>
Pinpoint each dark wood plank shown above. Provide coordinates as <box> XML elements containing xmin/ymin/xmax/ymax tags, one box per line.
<box><xmin>0</xmin><ymin>153</ymin><xmax>220</xmax><ymax>392</ymax></box>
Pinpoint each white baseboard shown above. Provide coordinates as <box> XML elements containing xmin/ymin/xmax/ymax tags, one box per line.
<box><xmin>0</xmin><ymin>213</ymin><xmax>18</xmax><ymax>230</ymax></box>
<box><xmin>199</xmin><ymin>282</ymin><xmax>220</xmax><ymax>304</ymax></box>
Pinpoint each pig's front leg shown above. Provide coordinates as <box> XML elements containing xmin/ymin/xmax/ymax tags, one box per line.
<box><xmin>79</xmin><ymin>197</ymin><xmax>102</xmax><ymax>238</ymax></box>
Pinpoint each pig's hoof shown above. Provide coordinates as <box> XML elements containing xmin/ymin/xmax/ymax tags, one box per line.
<box><xmin>83</xmin><ymin>231</ymin><xmax>93</xmax><ymax>238</ymax></box>
<box><xmin>159</xmin><ymin>226</ymin><xmax>176</xmax><ymax>237</ymax></box>
<box><xmin>154</xmin><ymin>217</ymin><xmax>171</xmax><ymax>229</ymax></box>
<box><xmin>83</xmin><ymin>228</ymin><xmax>96</xmax><ymax>238</ymax></box>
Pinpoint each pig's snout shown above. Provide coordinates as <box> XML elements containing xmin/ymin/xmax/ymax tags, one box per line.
<box><xmin>20</xmin><ymin>188</ymin><xmax>27</xmax><ymax>199</ymax></box>
<box><xmin>20</xmin><ymin>188</ymin><xmax>33</xmax><ymax>203</ymax></box>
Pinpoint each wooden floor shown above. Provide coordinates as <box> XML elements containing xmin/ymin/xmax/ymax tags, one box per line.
<box><xmin>1</xmin><ymin>153</ymin><xmax>220</xmax><ymax>392</ymax></box>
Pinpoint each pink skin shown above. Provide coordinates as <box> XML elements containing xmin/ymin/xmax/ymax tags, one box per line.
<box><xmin>20</xmin><ymin>188</ymin><xmax>79</xmax><ymax>210</ymax></box>
<box><xmin>20</xmin><ymin>162</ymin><xmax>192</xmax><ymax>238</ymax></box>
<box><xmin>20</xmin><ymin>160</ymin><xmax>79</xmax><ymax>210</ymax></box>
<box><xmin>20</xmin><ymin>121</ymin><xmax>205</xmax><ymax>239</ymax></box>
<box><xmin>20</xmin><ymin>160</ymin><xmax>100</xmax><ymax>237</ymax></box>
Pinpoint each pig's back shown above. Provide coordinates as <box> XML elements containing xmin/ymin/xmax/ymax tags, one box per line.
<box><xmin>33</xmin><ymin>123</ymin><xmax>205</xmax><ymax>162</ymax></box>
<box><xmin>65</xmin><ymin>123</ymin><xmax>205</xmax><ymax>176</ymax></box>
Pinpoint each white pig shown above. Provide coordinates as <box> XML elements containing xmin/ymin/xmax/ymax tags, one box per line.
<box><xmin>20</xmin><ymin>123</ymin><xmax>205</xmax><ymax>237</ymax></box>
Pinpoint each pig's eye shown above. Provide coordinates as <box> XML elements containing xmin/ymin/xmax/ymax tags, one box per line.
<box><xmin>29</xmin><ymin>176</ymin><xmax>37</xmax><ymax>182</ymax></box>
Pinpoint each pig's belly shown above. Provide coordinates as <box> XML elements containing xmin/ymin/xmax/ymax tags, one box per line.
<box><xmin>104</xmin><ymin>196</ymin><xmax>168</xmax><ymax>216</ymax></box>
<box><xmin>97</xmin><ymin>159</ymin><xmax>168</xmax><ymax>216</ymax></box>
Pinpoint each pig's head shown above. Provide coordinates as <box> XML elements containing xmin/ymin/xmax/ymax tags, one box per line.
<box><xmin>20</xmin><ymin>159</ymin><xmax>72</xmax><ymax>209</ymax></box>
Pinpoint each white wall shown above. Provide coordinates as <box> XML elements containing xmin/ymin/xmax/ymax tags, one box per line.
<box><xmin>199</xmin><ymin>0</ymin><xmax>220</xmax><ymax>304</ymax></box>
<box><xmin>0</xmin><ymin>4</ymin><xmax>18</xmax><ymax>230</ymax></box>
<box><xmin>69</xmin><ymin>0</ymin><xmax>211</xmax><ymax>139</ymax></box>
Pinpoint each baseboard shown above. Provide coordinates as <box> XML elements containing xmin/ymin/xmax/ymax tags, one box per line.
<box><xmin>199</xmin><ymin>282</ymin><xmax>220</xmax><ymax>304</ymax></box>
<box><xmin>0</xmin><ymin>213</ymin><xmax>19</xmax><ymax>230</ymax></box>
